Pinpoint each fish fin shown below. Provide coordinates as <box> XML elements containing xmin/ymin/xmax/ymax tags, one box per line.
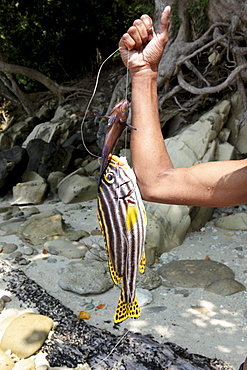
<box><xmin>126</xmin><ymin>203</ymin><xmax>139</xmax><ymax>230</ymax></box>
<box><xmin>139</xmin><ymin>251</ymin><xmax>146</xmax><ymax>274</ymax></box>
<box><xmin>108</xmin><ymin>257</ymin><xmax>122</xmax><ymax>285</ymax></box>
<box><xmin>114</xmin><ymin>290</ymin><xmax>140</xmax><ymax>324</ymax></box>
<box><xmin>143</xmin><ymin>206</ymin><xmax>147</xmax><ymax>225</ymax></box>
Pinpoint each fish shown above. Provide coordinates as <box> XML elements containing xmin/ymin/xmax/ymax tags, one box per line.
<box><xmin>97</xmin><ymin>100</ymin><xmax>147</xmax><ymax>324</ymax></box>
<box><xmin>100</xmin><ymin>99</ymin><xmax>136</xmax><ymax>174</ymax></box>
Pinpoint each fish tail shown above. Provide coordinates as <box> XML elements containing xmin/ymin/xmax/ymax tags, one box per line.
<box><xmin>114</xmin><ymin>287</ymin><xmax>140</xmax><ymax>324</ymax></box>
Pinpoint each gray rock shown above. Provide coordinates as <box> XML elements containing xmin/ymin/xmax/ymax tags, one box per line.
<box><xmin>214</xmin><ymin>212</ymin><xmax>247</xmax><ymax>230</ymax></box>
<box><xmin>9</xmin><ymin>251</ymin><xmax>23</xmax><ymax>259</ymax></box>
<box><xmin>205</xmin><ymin>278</ymin><xmax>246</xmax><ymax>296</ymax></box>
<box><xmin>58</xmin><ymin>260</ymin><xmax>113</xmax><ymax>294</ymax></box>
<box><xmin>44</xmin><ymin>239</ymin><xmax>88</xmax><ymax>259</ymax></box>
<box><xmin>23</xmin><ymin>206</ymin><xmax>40</xmax><ymax>217</ymax></box>
<box><xmin>2</xmin><ymin>243</ymin><xmax>18</xmax><ymax>254</ymax></box>
<box><xmin>158</xmin><ymin>259</ymin><xmax>235</xmax><ymax>289</ymax></box>
<box><xmin>57</xmin><ymin>169</ymin><xmax>97</xmax><ymax>203</ymax></box>
<box><xmin>13</xmin><ymin>175</ymin><xmax>48</xmax><ymax>205</ymax></box>
<box><xmin>0</xmin><ymin>313</ymin><xmax>53</xmax><ymax>359</ymax></box>
<box><xmin>137</xmin><ymin>266</ymin><xmax>162</xmax><ymax>290</ymax></box>
<box><xmin>18</xmin><ymin>210</ymin><xmax>89</xmax><ymax>246</ymax></box>
<box><xmin>136</xmin><ymin>288</ymin><xmax>153</xmax><ymax>307</ymax></box>
<box><xmin>47</xmin><ymin>171</ymin><xmax>66</xmax><ymax>195</ymax></box>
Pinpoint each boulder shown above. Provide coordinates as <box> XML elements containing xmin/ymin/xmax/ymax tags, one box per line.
<box><xmin>13</xmin><ymin>172</ymin><xmax>48</xmax><ymax>205</ymax></box>
<box><xmin>57</xmin><ymin>169</ymin><xmax>97</xmax><ymax>203</ymax></box>
<box><xmin>0</xmin><ymin>313</ymin><xmax>53</xmax><ymax>359</ymax></box>
<box><xmin>0</xmin><ymin>146</ymin><xmax>28</xmax><ymax>195</ymax></box>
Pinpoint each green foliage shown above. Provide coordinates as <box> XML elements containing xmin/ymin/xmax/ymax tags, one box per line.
<box><xmin>0</xmin><ymin>0</ymin><xmax>154</xmax><ymax>91</ymax></box>
<box><xmin>187</xmin><ymin>0</ymin><xmax>209</xmax><ymax>39</ymax></box>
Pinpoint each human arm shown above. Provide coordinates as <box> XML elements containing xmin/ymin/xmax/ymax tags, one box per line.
<box><xmin>119</xmin><ymin>7</ymin><xmax>247</xmax><ymax>207</ymax></box>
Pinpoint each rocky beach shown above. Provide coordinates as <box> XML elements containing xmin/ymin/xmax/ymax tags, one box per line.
<box><xmin>0</xmin><ymin>196</ymin><xmax>246</xmax><ymax>369</ymax></box>
<box><xmin>0</xmin><ymin>72</ymin><xmax>247</xmax><ymax>369</ymax></box>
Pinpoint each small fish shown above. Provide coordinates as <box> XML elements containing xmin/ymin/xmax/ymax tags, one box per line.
<box><xmin>100</xmin><ymin>99</ymin><xmax>135</xmax><ymax>174</ymax></box>
<box><xmin>97</xmin><ymin>100</ymin><xmax>147</xmax><ymax>324</ymax></box>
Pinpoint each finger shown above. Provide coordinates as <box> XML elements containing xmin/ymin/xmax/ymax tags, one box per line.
<box><xmin>158</xmin><ymin>6</ymin><xmax>171</xmax><ymax>38</ymax></box>
<box><xmin>140</xmin><ymin>14</ymin><xmax>154</xmax><ymax>41</ymax></box>
<box><xmin>127</xmin><ymin>24</ymin><xmax>145</xmax><ymax>49</ymax></box>
<box><xmin>119</xmin><ymin>32</ymin><xmax>136</xmax><ymax>51</ymax></box>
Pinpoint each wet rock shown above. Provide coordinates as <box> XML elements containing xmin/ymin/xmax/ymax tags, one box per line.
<box><xmin>18</xmin><ymin>210</ymin><xmax>89</xmax><ymax>245</ymax></box>
<box><xmin>0</xmin><ymin>349</ymin><xmax>14</xmax><ymax>370</ymax></box>
<box><xmin>205</xmin><ymin>278</ymin><xmax>246</xmax><ymax>296</ymax></box>
<box><xmin>214</xmin><ymin>212</ymin><xmax>247</xmax><ymax>230</ymax></box>
<box><xmin>57</xmin><ymin>169</ymin><xmax>97</xmax><ymax>203</ymax></box>
<box><xmin>44</xmin><ymin>239</ymin><xmax>88</xmax><ymax>259</ymax></box>
<box><xmin>0</xmin><ymin>313</ymin><xmax>53</xmax><ymax>359</ymax></box>
<box><xmin>58</xmin><ymin>260</ymin><xmax>113</xmax><ymax>294</ymax></box>
<box><xmin>158</xmin><ymin>259</ymin><xmax>235</xmax><ymax>289</ymax></box>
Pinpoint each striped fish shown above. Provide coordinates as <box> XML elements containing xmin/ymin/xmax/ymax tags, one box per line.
<box><xmin>97</xmin><ymin>99</ymin><xmax>147</xmax><ymax>324</ymax></box>
<box><xmin>98</xmin><ymin>155</ymin><xmax>147</xmax><ymax>324</ymax></box>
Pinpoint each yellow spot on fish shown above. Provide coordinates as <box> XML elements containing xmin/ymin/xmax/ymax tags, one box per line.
<box><xmin>126</xmin><ymin>203</ymin><xmax>139</xmax><ymax>230</ymax></box>
<box><xmin>139</xmin><ymin>252</ymin><xmax>146</xmax><ymax>274</ymax></box>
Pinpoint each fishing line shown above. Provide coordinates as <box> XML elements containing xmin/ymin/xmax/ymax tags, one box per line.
<box><xmin>92</xmin><ymin>329</ymin><xmax>129</xmax><ymax>368</ymax></box>
<box><xmin>124</xmin><ymin>49</ymin><xmax>130</xmax><ymax>155</ymax></box>
<box><xmin>80</xmin><ymin>48</ymin><xmax>120</xmax><ymax>158</ymax></box>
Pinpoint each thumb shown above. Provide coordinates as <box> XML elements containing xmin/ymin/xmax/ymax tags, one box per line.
<box><xmin>158</xmin><ymin>6</ymin><xmax>171</xmax><ymax>40</ymax></box>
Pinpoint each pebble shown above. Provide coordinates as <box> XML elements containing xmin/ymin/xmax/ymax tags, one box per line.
<box><xmin>0</xmin><ymin>349</ymin><xmax>14</xmax><ymax>370</ymax></box>
<box><xmin>136</xmin><ymin>288</ymin><xmax>153</xmax><ymax>307</ymax></box>
<box><xmin>22</xmin><ymin>246</ymin><xmax>34</xmax><ymax>256</ymax></box>
<box><xmin>205</xmin><ymin>278</ymin><xmax>246</xmax><ymax>296</ymax></box>
<box><xmin>44</xmin><ymin>239</ymin><xmax>88</xmax><ymax>259</ymax></box>
<box><xmin>2</xmin><ymin>243</ymin><xmax>18</xmax><ymax>254</ymax></box>
<box><xmin>12</xmin><ymin>358</ymin><xmax>35</xmax><ymax>370</ymax></box>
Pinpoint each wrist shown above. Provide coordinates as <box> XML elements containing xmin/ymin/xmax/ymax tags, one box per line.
<box><xmin>130</xmin><ymin>68</ymin><xmax>158</xmax><ymax>80</ymax></box>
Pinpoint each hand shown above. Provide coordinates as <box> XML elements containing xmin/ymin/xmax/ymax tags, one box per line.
<box><xmin>119</xmin><ymin>6</ymin><xmax>171</xmax><ymax>75</ymax></box>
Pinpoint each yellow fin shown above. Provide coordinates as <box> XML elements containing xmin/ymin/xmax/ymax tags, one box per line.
<box><xmin>139</xmin><ymin>252</ymin><xmax>146</xmax><ymax>274</ymax></box>
<box><xmin>126</xmin><ymin>203</ymin><xmax>139</xmax><ymax>230</ymax></box>
<box><xmin>114</xmin><ymin>292</ymin><xmax>140</xmax><ymax>324</ymax></box>
<box><xmin>108</xmin><ymin>257</ymin><xmax>121</xmax><ymax>285</ymax></box>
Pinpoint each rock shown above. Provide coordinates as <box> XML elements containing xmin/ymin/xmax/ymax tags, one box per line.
<box><xmin>12</xmin><ymin>358</ymin><xmax>35</xmax><ymax>370</ymax></box>
<box><xmin>214</xmin><ymin>212</ymin><xmax>247</xmax><ymax>230</ymax></box>
<box><xmin>144</xmin><ymin>203</ymin><xmax>191</xmax><ymax>265</ymax></box>
<box><xmin>0</xmin><ymin>313</ymin><xmax>53</xmax><ymax>359</ymax></box>
<box><xmin>18</xmin><ymin>210</ymin><xmax>89</xmax><ymax>245</ymax></box>
<box><xmin>58</xmin><ymin>260</ymin><xmax>114</xmax><ymax>294</ymax></box>
<box><xmin>1</xmin><ymin>243</ymin><xmax>18</xmax><ymax>254</ymax></box>
<box><xmin>23</xmin><ymin>206</ymin><xmax>40</xmax><ymax>217</ymax></box>
<box><xmin>13</xmin><ymin>172</ymin><xmax>48</xmax><ymax>205</ymax></box>
<box><xmin>47</xmin><ymin>171</ymin><xmax>66</xmax><ymax>196</ymax></box>
<box><xmin>137</xmin><ymin>266</ymin><xmax>162</xmax><ymax>290</ymax></box>
<box><xmin>57</xmin><ymin>169</ymin><xmax>97</xmax><ymax>203</ymax></box>
<box><xmin>0</xmin><ymin>146</ymin><xmax>28</xmax><ymax>195</ymax></box>
<box><xmin>0</xmin><ymin>349</ymin><xmax>14</xmax><ymax>370</ymax></box>
<box><xmin>158</xmin><ymin>259</ymin><xmax>235</xmax><ymax>289</ymax></box>
<box><xmin>84</xmin><ymin>159</ymin><xmax>100</xmax><ymax>175</ymax></box>
<box><xmin>44</xmin><ymin>239</ymin><xmax>88</xmax><ymax>259</ymax></box>
<box><xmin>136</xmin><ymin>288</ymin><xmax>153</xmax><ymax>307</ymax></box>
<box><xmin>0</xmin><ymin>299</ymin><xmax>5</xmax><ymax>312</ymax></box>
<box><xmin>205</xmin><ymin>278</ymin><xmax>246</xmax><ymax>296</ymax></box>
<box><xmin>25</xmin><ymin>139</ymin><xmax>73</xmax><ymax>179</ymax></box>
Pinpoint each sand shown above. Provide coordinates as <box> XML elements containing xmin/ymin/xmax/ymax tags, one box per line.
<box><xmin>0</xmin><ymin>198</ymin><xmax>246</xmax><ymax>370</ymax></box>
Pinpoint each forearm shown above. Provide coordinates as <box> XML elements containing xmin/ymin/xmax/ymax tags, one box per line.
<box><xmin>130</xmin><ymin>71</ymin><xmax>173</xmax><ymax>183</ymax></box>
<box><xmin>130</xmin><ymin>73</ymin><xmax>247</xmax><ymax>207</ymax></box>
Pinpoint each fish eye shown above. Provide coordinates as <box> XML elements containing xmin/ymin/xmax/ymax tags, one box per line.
<box><xmin>105</xmin><ymin>171</ymin><xmax>115</xmax><ymax>184</ymax></box>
